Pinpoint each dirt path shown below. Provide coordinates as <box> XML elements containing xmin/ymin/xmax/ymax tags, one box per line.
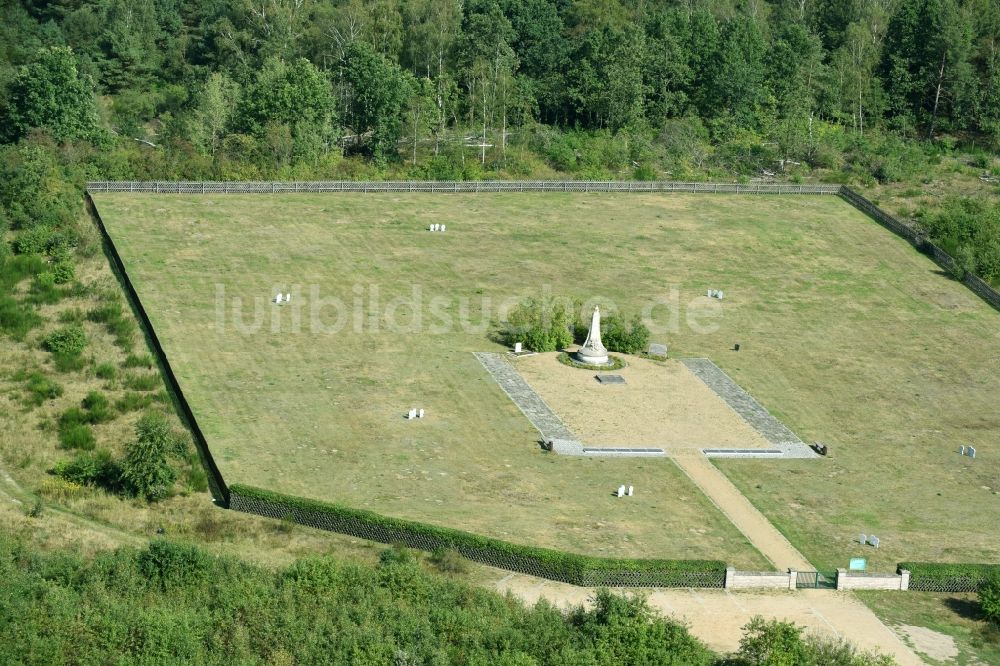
<box><xmin>671</xmin><ymin>452</ymin><xmax>813</xmax><ymax>571</ymax></box>
<box><xmin>494</xmin><ymin>573</ymin><xmax>924</xmax><ymax>666</ymax></box>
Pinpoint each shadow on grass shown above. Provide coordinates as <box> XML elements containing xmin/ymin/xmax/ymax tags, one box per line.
<box><xmin>944</xmin><ymin>596</ymin><xmax>984</xmax><ymax>622</ymax></box>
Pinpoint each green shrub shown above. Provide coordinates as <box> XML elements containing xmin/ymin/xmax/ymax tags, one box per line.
<box><xmin>108</xmin><ymin>316</ymin><xmax>136</xmax><ymax>350</ymax></box>
<box><xmin>95</xmin><ymin>362</ymin><xmax>116</xmax><ymax>380</ymax></box>
<box><xmin>59</xmin><ymin>407</ymin><xmax>88</xmax><ymax>428</ymax></box>
<box><xmin>138</xmin><ymin>540</ymin><xmax>213</xmax><ymax>591</ymax></box>
<box><xmin>116</xmin><ymin>392</ymin><xmax>153</xmax><ymax>412</ymax></box>
<box><xmin>26</xmin><ymin>270</ymin><xmax>67</xmax><ymax>305</ymax></box>
<box><xmin>23</xmin><ymin>372</ymin><xmax>63</xmax><ymax>406</ymax></box>
<box><xmin>0</xmin><ymin>296</ymin><xmax>43</xmax><ymax>340</ymax></box>
<box><xmin>57</xmin><ymin>308</ymin><xmax>85</xmax><ymax>323</ymax></box>
<box><xmin>59</xmin><ymin>423</ymin><xmax>96</xmax><ymax>450</ymax></box>
<box><xmin>379</xmin><ymin>543</ymin><xmax>416</xmax><ymax>567</ymax></box>
<box><xmin>88</xmin><ymin>301</ymin><xmax>136</xmax><ymax>350</ymax></box>
<box><xmin>52</xmin><ymin>353</ymin><xmax>87</xmax><ymax>372</ymax></box>
<box><xmin>43</xmin><ymin>324</ymin><xmax>87</xmax><ymax>357</ymax></box>
<box><xmin>87</xmin><ymin>302</ymin><xmax>123</xmax><ymax>324</ymax></box>
<box><xmin>183</xmin><ymin>454</ymin><xmax>209</xmax><ymax>493</ymax></box>
<box><xmin>429</xmin><ymin>547</ymin><xmax>468</xmax><ymax>574</ymax></box>
<box><xmin>502</xmin><ymin>297</ymin><xmax>574</xmax><ymax>352</ymax></box>
<box><xmin>980</xmin><ymin>575</ymin><xmax>1000</xmax><ymax>625</ymax></box>
<box><xmin>123</xmin><ymin>353</ymin><xmax>154</xmax><ymax>369</ymax></box>
<box><xmin>124</xmin><ymin>372</ymin><xmax>161</xmax><ymax>391</ymax></box>
<box><xmin>12</xmin><ymin>226</ymin><xmax>54</xmax><ymax>255</ymax></box>
<box><xmin>601</xmin><ymin>314</ymin><xmax>650</xmax><ymax>354</ymax></box>
<box><xmin>82</xmin><ymin>391</ymin><xmax>115</xmax><ymax>423</ymax></box>
<box><xmin>53</xmin><ymin>449</ymin><xmax>122</xmax><ymax>490</ymax></box>
<box><xmin>51</xmin><ymin>260</ymin><xmax>74</xmax><ymax>284</ymax></box>
<box><xmin>121</xmin><ymin>412</ymin><xmax>183</xmax><ymax>500</ymax></box>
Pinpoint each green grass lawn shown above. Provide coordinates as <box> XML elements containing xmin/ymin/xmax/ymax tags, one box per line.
<box><xmin>93</xmin><ymin>192</ymin><xmax>1000</xmax><ymax>570</ymax></box>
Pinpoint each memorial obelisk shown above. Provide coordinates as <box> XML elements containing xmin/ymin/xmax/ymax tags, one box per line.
<box><xmin>576</xmin><ymin>306</ymin><xmax>609</xmax><ymax>365</ymax></box>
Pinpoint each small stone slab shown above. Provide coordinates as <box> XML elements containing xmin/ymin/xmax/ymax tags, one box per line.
<box><xmin>648</xmin><ymin>343</ymin><xmax>668</xmax><ymax>356</ymax></box>
<box><xmin>596</xmin><ymin>374</ymin><xmax>626</xmax><ymax>384</ymax></box>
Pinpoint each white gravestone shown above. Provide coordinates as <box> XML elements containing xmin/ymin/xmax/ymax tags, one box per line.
<box><xmin>285</xmin><ymin>293</ymin><xmax>291</xmax><ymax>302</ymax></box>
<box><xmin>870</xmin><ymin>536</ymin><xmax>880</xmax><ymax>549</ymax></box>
<box><xmin>514</xmin><ymin>342</ymin><xmax>522</xmax><ymax>353</ymax></box>
<box><xmin>859</xmin><ymin>534</ymin><xmax>867</xmax><ymax>545</ymax></box>
<box><xmin>441</xmin><ymin>224</ymin><xmax>446</xmax><ymax>232</ymax></box>
<box><xmin>275</xmin><ymin>293</ymin><xmax>283</xmax><ymax>304</ymax></box>
<box><xmin>407</xmin><ymin>408</ymin><xmax>417</xmax><ymax>420</ymax></box>
<box><xmin>627</xmin><ymin>485</ymin><xmax>634</xmax><ymax>497</ymax></box>
<box><xmin>959</xmin><ymin>445</ymin><xmax>966</xmax><ymax>455</ymax></box>
<box><xmin>968</xmin><ymin>446</ymin><xmax>976</xmax><ymax>458</ymax></box>
<box><xmin>418</xmin><ymin>408</ymin><xmax>424</xmax><ymax>418</ymax></box>
<box><xmin>617</xmin><ymin>485</ymin><xmax>625</xmax><ymax>498</ymax></box>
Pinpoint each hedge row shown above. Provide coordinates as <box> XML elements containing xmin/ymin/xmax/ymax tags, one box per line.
<box><xmin>898</xmin><ymin>562</ymin><xmax>1000</xmax><ymax>592</ymax></box>
<box><xmin>229</xmin><ymin>484</ymin><xmax>726</xmax><ymax>588</ymax></box>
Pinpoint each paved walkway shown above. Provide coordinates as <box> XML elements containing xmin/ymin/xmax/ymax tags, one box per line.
<box><xmin>680</xmin><ymin>358</ymin><xmax>816</xmax><ymax>459</ymax></box>
<box><xmin>493</xmin><ymin>573</ymin><xmax>924</xmax><ymax>666</ymax></box>
<box><xmin>473</xmin><ymin>352</ymin><xmax>576</xmax><ymax>441</ymax></box>
<box><xmin>672</xmin><ymin>452</ymin><xmax>813</xmax><ymax>571</ymax></box>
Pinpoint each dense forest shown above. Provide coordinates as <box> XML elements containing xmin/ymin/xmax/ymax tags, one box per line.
<box><xmin>1</xmin><ymin>0</ymin><xmax>999</xmax><ymax>170</ymax></box>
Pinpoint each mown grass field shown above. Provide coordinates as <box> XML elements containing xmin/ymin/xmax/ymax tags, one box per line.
<box><xmin>93</xmin><ymin>192</ymin><xmax>1000</xmax><ymax>569</ymax></box>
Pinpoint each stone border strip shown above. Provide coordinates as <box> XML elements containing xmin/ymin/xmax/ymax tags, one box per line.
<box><xmin>473</xmin><ymin>352</ymin><xmax>577</xmax><ymax>442</ymax></box>
<box><xmin>680</xmin><ymin>358</ymin><xmax>817</xmax><ymax>460</ymax></box>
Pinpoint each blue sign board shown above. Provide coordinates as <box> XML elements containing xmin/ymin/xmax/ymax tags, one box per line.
<box><xmin>849</xmin><ymin>558</ymin><xmax>867</xmax><ymax>571</ymax></box>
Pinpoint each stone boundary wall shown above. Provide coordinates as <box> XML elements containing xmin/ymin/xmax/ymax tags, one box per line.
<box><xmin>836</xmin><ymin>569</ymin><xmax>910</xmax><ymax>591</ymax></box>
<box><xmin>725</xmin><ymin>567</ymin><xmax>796</xmax><ymax>589</ymax></box>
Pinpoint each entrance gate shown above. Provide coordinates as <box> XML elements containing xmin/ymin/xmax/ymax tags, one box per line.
<box><xmin>796</xmin><ymin>570</ymin><xmax>838</xmax><ymax>589</ymax></box>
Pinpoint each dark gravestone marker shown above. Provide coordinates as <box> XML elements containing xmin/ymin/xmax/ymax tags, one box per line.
<box><xmin>596</xmin><ymin>374</ymin><xmax>626</xmax><ymax>384</ymax></box>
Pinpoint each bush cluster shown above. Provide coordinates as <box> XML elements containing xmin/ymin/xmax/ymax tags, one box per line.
<box><xmin>43</xmin><ymin>324</ymin><xmax>87</xmax><ymax>358</ymax></box>
<box><xmin>53</xmin><ymin>449</ymin><xmax>122</xmax><ymax>491</ymax></box>
<box><xmin>21</xmin><ymin>371</ymin><xmax>63</xmax><ymax>406</ymax></box>
<box><xmin>0</xmin><ymin>535</ymin><xmax>729</xmax><ymax>665</ymax></box>
<box><xmin>88</xmin><ymin>300</ymin><xmax>137</xmax><ymax>350</ymax></box>
<box><xmin>501</xmin><ymin>297</ymin><xmax>574</xmax><ymax>352</ymax></box>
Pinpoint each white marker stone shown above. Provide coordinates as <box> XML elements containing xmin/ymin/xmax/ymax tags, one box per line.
<box><xmin>627</xmin><ymin>485</ymin><xmax>634</xmax><ymax>497</ymax></box>
<box><xmin>514</xmin><ymin>342</ymin><xmax>522</xmax><ymax>353</ymax></box>
<box><xmin>617</xmin><ymin>485</ymin><xmax>625</xmax><ymax>498</ymax></box>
